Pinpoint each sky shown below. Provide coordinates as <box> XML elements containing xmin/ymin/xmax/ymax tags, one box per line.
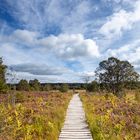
<box><xmin>0</xmin><ymin>0</ymin><xmax>140</xmax><ymax>83</ymax></box>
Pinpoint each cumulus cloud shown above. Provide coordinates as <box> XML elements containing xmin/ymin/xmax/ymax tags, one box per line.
<box><xmin>106</xmin><ymin>39</ymin><xmax>140</xmax><ymax>71</ymax></box>
<box><xmin>99</xmin><ymin>1</ymin><xmax>140</xmax><ymax>39</ymax></box>
<box><xmin>0</xmin><ymin>29</ymin><xmax>100</xmax><ymax>82</ymax></box>
<box><xmin>1</xmin><ymin>30</ymin><xmax>100</xmax><ymax>60</ymax></box>
<box><xmin>39</xmin><ymin>33</ymin><xmax>100</xmax><ymax>60</ymax></box>
<box><xmin>0</xmin><ymin>29</ymin><xmax>38</xmax><ymax>45</ymax></box>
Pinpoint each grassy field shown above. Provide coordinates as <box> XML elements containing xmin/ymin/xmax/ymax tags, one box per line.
<box><xmin>0</xmin><ymin>92</ymin><xmax>72</xmax><ymax>140</ymax></box>
<box><xmin>0</xmin><ymin>90</ymin><xmax>140</xmax><ymax>140</ymax></box>
<box><xmin>80</xmin><ymin>91</ymin><xmax>140</xmax><ymax>140</ymax></box>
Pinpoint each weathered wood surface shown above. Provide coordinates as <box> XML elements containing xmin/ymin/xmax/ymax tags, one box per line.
<box><xmin>59</xmin><ymin>94</ymin><xmax>93</xmax><ymax>140</ymax></box>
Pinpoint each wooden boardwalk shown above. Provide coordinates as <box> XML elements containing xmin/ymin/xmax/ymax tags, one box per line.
<box><xmin>59</xmin><ymin>94</ymin><xmax>93</xmax><ymax>140</ymax></box>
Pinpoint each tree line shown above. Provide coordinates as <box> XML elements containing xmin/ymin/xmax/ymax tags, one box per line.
<box><xmin>15</xmin><ymin>79</ymin><xmax>69</xmax><ymax>92</ymax></box>
<box><xmin>0</xmin><ymin>57</ymin><xmax>140</xmax><ymax>97</ymax></box>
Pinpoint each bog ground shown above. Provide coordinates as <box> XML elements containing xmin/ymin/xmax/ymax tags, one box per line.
<box><xmin>0</xmin><ymin>90</ymin><xmax>140</xmax><ymax>140</ymax></box>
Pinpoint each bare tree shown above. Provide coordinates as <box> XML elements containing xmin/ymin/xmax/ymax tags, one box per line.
<box><xmin>82</xmin><ymin>76</ymin><xmax>91</xmax><ymax>92</ymax></box>
<box><xmin>6</xmin><ymin>67</ymin><xmax>18</xmax><ymax>106</ymax></box>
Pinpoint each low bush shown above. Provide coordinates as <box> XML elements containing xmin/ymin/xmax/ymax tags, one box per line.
<box><xmin>15</xmin><ymin>92</ymin><xmax>26</xmax><ymax>103</ymax></box>
<box><xmin>0</xmin><ymin>92</ymin><xmax>72</xmax><ymax>140</ymax></box>
<box><xmin>80</xmin><ymin>93</ymin><xmax>140</xmax><ymax>140</ymax></box>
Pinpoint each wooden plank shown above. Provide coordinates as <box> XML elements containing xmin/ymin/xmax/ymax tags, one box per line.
<box><xmin>59</xmin><ymin>94</ymin><xmax>93</xmax><ymax>140</ymax></box>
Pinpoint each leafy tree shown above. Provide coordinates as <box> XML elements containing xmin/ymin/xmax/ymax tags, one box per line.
<box><xmin>95</xmin><ymin>57</ymin><xmax>139</xmax><ymax>97</ymax></box>
<box><xmin>0</xmin><ymin>57</ymin><xmax>7</xmax><ymax>82</ymax></box>
<box><xmin>59</xmin><ymin>83</ymin><xmax>69</xmax><ymax>93</ymax></box>
<box><xmin>87</xmin><ymin>81</ymin><xmax>99</xmax><ymax>92</ymax></box>
<box><xmin>29</xmin><ymin>79</ymin><xmax>41</xmax><ymax>91</ymax></box>
<box><xmin>0</xmin><ymin>80</ymin><xmax>8</xmax><ymax>93</ymax></box>
<box><xmin>17</xmin><ymin>79</ymin><xmax>30</xmax><ymax>91</ymax></box>
<box><xmin>0</xmin><ymin>58</ymin><xmax>7</xmax><ymax>93</ymax></box>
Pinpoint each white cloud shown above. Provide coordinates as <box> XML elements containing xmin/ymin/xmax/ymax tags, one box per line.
<box><xmin>99</xmin><ymin>1</ymin><xmax>140</xmax><ymax>39</ymax></box>
<box><xmin>3</xmin><ymin>0</ymin><xmax>92</xmax><ymax>34</ymax></box>
<box><xmin>39</xmin><ymin>33</ymin><xmax>100</xmax><ymax>60</ymax></box>
<box><xmin>0</xmin><ymin>43</ymin><xmax>32</xmax><ymax>65</ymax></box>
<box><xmin>1</xmin><ymin>30</ymin><xmax>100</xmax><ymax>60</ymax></box>
<box><xmin>0</xmin><ymin>29</ymin><xmax>100</xmax><ymax>82</ymax></box>
<box><xmin>12</xmin><ymin>30</ymin><xmax>38</xmax><ymax>45</ymax></box>
<box><xmin>61</xmin><ymin>1</ymin><xmax>91</xmax><ymax>34</ymax></box>
<box><xmin>5</xmin><ymin>0</ymin><xmax>46</xmax><ymax>31</ymax></box>
<box><xmin>78</xmin><ymin>71</ymin><xmax>95</xmax><ymax>77</ymax></box>
<box><xmin>3</xmin><ymin>0</ymin><xmax>101</xmax><ymax>40</ymax></box>
<box><xmin>106</xmin><ymin>39</ymin><xmax>140</xmax><ymax>68</ymax></box>
<box><xmin>0</xmin><ymin>29</ymin><xmax>38</xmax><ymax>46</ymax></box>
<box><xmin>99</xmin><ymin>10</ymin><xmax>130</xmax><ymax>38</ymax></box>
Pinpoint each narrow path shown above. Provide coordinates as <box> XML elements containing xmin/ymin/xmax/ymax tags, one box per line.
<box><xmin>59</xmin><ymin>94</ymin><xmax>93</xmax><ymax>140</ymax></box>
